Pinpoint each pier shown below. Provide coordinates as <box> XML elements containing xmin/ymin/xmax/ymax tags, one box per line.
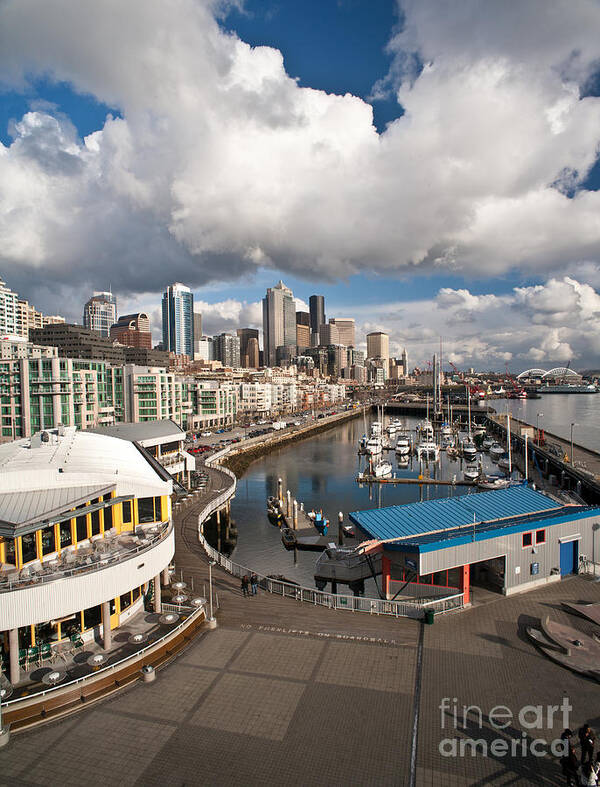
<box><xmin>486</xmin><ymin>413</ymin><xmax>600</xmax><ymax>503</ymax></box>
<box><xmin>356</xmin><ymin>475</ymin><xmax>476</xmax><ymax>487</ymax></box>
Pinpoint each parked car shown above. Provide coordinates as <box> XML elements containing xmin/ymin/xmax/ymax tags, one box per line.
<box><xmin>201</xmin><ymin>431</ymin><xmax>211</xmax><ymax>437</ymax></box>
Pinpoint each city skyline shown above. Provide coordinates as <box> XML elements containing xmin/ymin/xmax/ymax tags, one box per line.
<box><xmin>1</xmin><ymin>2</ymin><xmax>600</xmax><ymax>368</ymax></box>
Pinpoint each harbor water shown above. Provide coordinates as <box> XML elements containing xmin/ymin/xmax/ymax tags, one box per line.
<box><xmin>503</xmin><ymin>394</ymin><xmax>600</xmax><ymax>452</ymax></box>
<box><xmin>230</xmin><ymin>412</ymin><xmax>511</xmax><ymax>589</ymax></box>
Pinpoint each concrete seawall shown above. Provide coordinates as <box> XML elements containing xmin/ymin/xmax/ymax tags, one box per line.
<box><xmin>220</xmin><ymin>407</ymin><xmax>366</xmax><ymax>477</ymax></box>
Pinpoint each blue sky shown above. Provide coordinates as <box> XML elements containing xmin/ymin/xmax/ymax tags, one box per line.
<box><xmin>1</xmin><ymin>0</ymin><xmax>600</xmax><ymax>368</ymax></box>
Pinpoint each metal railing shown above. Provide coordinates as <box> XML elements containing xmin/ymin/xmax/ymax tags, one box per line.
<box><xmin>198</xmin><ymin>529</ymin><xmax>463</xmax><ymax>619</ymax></box>
<box><xmin>2</xmin><ymin>605</ymin><xmax>204</xmax><ymax>708</ymax></box>
<box><xmin>0</xmin><ymin>521</ymin><xmax>172</xmax><ymax>593</ymax></box>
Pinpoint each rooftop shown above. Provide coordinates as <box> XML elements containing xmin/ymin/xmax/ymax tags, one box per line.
<box><xmin>89</xmin><ymin>419</ymin><xmax>185</xmax><ymax>443</ymax></box>
<box><xmin>0</xmin><ymin>427</ymin><xmax>171</xmax><ymax>532</ymax></box>
<box><xmin>349</xmin><ymin>485</ymin><xmax>564</xmax><ymax>544</ymax></box>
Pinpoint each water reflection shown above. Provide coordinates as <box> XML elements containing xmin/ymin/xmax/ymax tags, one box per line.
<box><xmin>231</xmin><ymin>414</ymin><xmax>510</xmax><ymax>588</ymax></box>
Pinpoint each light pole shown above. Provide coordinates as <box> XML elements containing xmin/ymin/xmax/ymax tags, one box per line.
<box><xmin>570</xmin><ymin>422</ymin><xmax>578</xmax><ymax>467</ymax></box>
<box><xmin>208</xmin><ymin>559</ymin><xmax>216</xmax><ymax>624</ymax></box>
<box><xmin>536</xmin><ymin>412</ymin><xmax>543</xmax><ymax>444</ymax></box>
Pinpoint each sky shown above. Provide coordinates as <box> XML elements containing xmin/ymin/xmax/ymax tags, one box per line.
<box><xmin>1</xmin><ymin>0</ymin><xmax>600</xmax><ymax>370</ymax></box>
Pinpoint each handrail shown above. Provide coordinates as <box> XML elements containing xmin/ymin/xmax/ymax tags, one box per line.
<box><xmin>0</xmin><ymin>521</ymin><xmax>173</xmax><ymax>593</ymax></box>
<box><xmin>2</xmin><ymin>605</ymin><xmax>204</xmax><ymax>707</ymax></box>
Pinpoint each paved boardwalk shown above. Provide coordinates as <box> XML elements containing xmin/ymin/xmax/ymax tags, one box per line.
<box><xmin>3</xmin><ymin>490</ymin><xmax>600</xmax><ymax>786</ymax></box>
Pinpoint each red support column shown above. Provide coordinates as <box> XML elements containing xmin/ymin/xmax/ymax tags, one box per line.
<box><xmin>382</xmin><ymin>555</ymin><xmax>391</xmax><ymax>600</ymax></box>
<box><xmin>461</xmin><ymin>564</ymin><xmax>470</xmax><ymax>604</ymax></box>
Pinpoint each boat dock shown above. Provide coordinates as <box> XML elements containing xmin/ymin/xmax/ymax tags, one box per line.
<box><xmin>269</xmin><ymin>479</ymin><xmax>358</xmax><ymax>552</ymax></box>
<box><xmin>486</xmin><ymin>414</ymin><xmax>600</xmax><ymax>503</ymax></box>
<box><xmin>356</xmin><ymin>475</ymin><xmax>476</xmax><ymax>487</ymax></box>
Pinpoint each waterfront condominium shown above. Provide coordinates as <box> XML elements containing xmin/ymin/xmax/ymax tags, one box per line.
<box><xmin>162</xmin><ymin>283</ymin><xmax>194</xmax><ymax>356</ymax></box>
<box><xmin>262</xmin><ymin>281</ymin><xmax>296</xmax><ymax>367</ymax></box>
<box><xmin>83</xmin><ymin>291</ymin><xmax>117</xmax><ymax>338</ymax></box>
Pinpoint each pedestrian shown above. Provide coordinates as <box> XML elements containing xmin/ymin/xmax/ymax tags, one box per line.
<box><xmin>580</xmin><ymin>724</ymin><xmax>596</xmax><ymax>765</ymax></box>
<box><xmin>582</xmin><ymin>761</ymin><xmax>599</xmax><ymax>787</ymax></box>
<box><xmin>561</xmin><ymin>743</ymin><xmax>579</xmax><ymax>787</ymax></box>
<box><xmin>241</xmin><ymin>575</ymin><xmax>249</xmax><ymax>597</ymax></box>
<box><xmin>250</xmin><ymin>572</ymin><xmax>258</xmax><ymax>595</ymax></box>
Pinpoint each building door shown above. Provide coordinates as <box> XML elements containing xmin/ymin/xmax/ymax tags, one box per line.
<box><xmin>560</xmin><ymin>540</ymin><xmax>578</xmax><ymax>576</ymax></box>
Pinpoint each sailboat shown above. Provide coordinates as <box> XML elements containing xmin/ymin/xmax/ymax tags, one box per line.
<box><xmin>416</xmin><ymin>395</ymin><xmax>439</xmax><ymax>460</ymax></box>
<box><xmin>462</xmin><ymin>386</ymin><xmax>477</xmax><ymax>461</ymax></box>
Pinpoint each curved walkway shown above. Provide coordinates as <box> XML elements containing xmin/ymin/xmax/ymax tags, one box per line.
<box><xmin>4</xmin><ymin>462</ymin><xmax>600</xmax><ymax>785</ymax></box>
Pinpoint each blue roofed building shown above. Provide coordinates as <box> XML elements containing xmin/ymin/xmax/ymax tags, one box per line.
<box><xmin>348</xmin><ymin>484</ymin><xmax>600</xmax><ymax>603</ymax></box>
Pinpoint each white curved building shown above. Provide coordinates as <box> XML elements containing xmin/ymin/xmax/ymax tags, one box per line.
<box><xmin>0</xmin><ymin>427</ymin><xmax>174</xmax><ymax>686</ymax></box>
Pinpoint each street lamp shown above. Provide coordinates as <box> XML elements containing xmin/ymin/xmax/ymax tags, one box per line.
<box><xmin>208</xmin><ymin>559</ymin><xmax>216</xmax><ymax>623</ymax></box>
<box><xmin>570</xmin><ymin>423</ymin><xmax>578</xmax><ymax>467</ymax></box>
<box><xmin>536</xmin><ymin>412</ymin><xmax>543</xmax><ymax>444</ymax></box>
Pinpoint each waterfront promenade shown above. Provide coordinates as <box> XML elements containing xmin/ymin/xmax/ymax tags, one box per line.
<box><xmin>3</xmin><ymin>467</ymin><xmax>600</xmax><ymax>785</ymax></box>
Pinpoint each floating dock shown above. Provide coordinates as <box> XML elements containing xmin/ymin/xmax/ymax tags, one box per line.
<box><xmin>356</xmin><ymin>475</ymin><xmax>476</xmax><ymax>486</ymax></box>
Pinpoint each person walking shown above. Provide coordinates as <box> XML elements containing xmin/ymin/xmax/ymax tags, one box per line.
<box><xmin>580</xmin><ymin>724</ymin><xmax>596</xmax><ymax>766</ymax></box>
<box><xmin>250</xmin><ymin>572</ymin><xmax>258</xmax><ymax>596</ymax></box>
<box><xmin>581</xmin><ymin>761</ymin><xmax>599</xmax><ymax>787</ymax></box>
<box><xmin>561</xmin><ymin>743</ymin><xmax>579</xmax><ymax>786</ymax></box>
<box><xmin>241</xmin><ymin>575</ymin><xmax>249</xmax><ymax>597</ymax></box>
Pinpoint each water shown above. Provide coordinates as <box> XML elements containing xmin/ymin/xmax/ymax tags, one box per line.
<box><xmin>231</xmin><ymin>413</ymin><xmax>509</xmax><ymax>588</ymax></box>
<box><xmin>502</xmin><ymin>394</ymin><xmax>600</xmax><ymax>451</ymax></box>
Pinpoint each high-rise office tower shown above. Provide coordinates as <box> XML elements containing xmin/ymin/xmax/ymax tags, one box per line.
<box><xmin>83</xmin><ymin>291</ymin><xmax>117</xmax><ymax>338</ymax></box>
<box><xmin>319</xmin><ymin>323</ymin><xmax>340</xmax><ymax>346</ymax></box>
<box><xmin>402</xmin><ymin>347</ymin><xmax>408</xmax><ymax>375</ymax></box>
<box><xmin>309</xmin><ymin>294</ymin><xmax>325</xmax><ymax>336</ymax></box>
<box><xmin>162</xmin><ymin>283</ymin><xmax>193</xmax><ymax>356</ymax></box>
<box><xmin>237</xmin><ymin>328</ymin><xmax>259</xmax><ymax>368</ymax></box>
<box><xmin>367</xmin><ymin>331</ymin><xmax>390</xmax><ymax>363</ymax></box>
<box><xmin>110</xmin><ymin>313</ymin><xmax>152</xmax><ymax>348</ymax></box>
<box><xmin>328</xmin><ymin>318</ymin><xmax>355</xmax><ymax>348</ymax></box>
<box><xmin>296</xmin><ymin>312</ymin><xmax>310</xmax><ymax>350</ymax></box>
<box><xmin>213</xmin><ymin>333</ymin><xmax>241</xmax><ymax>367</ymax></box>
<box><xmin>262</xmin><ymin>281</ymin><xmax>296</xmax><ymax>367</ymax></box>
<box><xmin>246</xmin><ymin>336</ymin><xmax>260</xmax><ymax>368</ymax></box>
<box><xmin>193</xmin><ymin>311</ymin><xmax>203</xmax><ymax>357</ymax></box>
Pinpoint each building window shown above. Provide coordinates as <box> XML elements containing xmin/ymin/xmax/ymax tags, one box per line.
<box><xmin>103</xmin><ymin>505</ymin><xmax>113</xmax><ymax>531</ymax></box>
<box><xmin>535</xmin><ymin>529</ymin><xmax>546</xmax><ymax>544</ymax></box>
<box><xmin>122</xmin><ymin>500</ymin><xmax>132</xmax><ymax>526</ymax></box>
<box><xmin>60</xmin><ymin>521</ymin><xmax>73</xmax><ymax>548</ymax></box>
<box><xmin>138</xmin><ymin>497</ymin><xmax>156</xmax><ymax>524</ymax></box>
<box><xmin>41</xmin><ymin>525</ymin><xmax>56</xmax><ymax>555</ymax></box>
<box><xmin>522</xmin><ymin>532</ymin><xmax>533</xmax><ymax>548</ymax></box>
<box><xmin>83</xmin><ymin>605</ymin><xmax>102</xmax><ymax>630</ymax></box>
<box><xmin>76</xmin><ymin>515</ymin><xmax>88</xmax><ymax>543</ymax></box>
<box><xmin>120</xmin><ymin>591</ymin><xmax>132</xmax><ymax>611</ymax></box>
<box><xmin>21</xmin><ymin>533</ymin><xmax>37</xmax><ymax>563</ymax></box>
<box><xmin>91</xmin><ymin>510</ymin><xmax>101</xmax><ymax>536</ymax></box>
<box><xmin>4</xmin><ymin>538</ymin><xmax>16</xmax><ymax>565</ymax></box>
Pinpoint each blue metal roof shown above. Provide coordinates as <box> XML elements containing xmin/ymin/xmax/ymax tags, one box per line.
<box><xmin>348</xmin><ymin>485</ymin><xmax>562</xmax><ymax>542</ymax></box>
<box><xmin>386</xmin><ymin>505</ymin><xmax>596</xmax><ymax>554</ymax></box>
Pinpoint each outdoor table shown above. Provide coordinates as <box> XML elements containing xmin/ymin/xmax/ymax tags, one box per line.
<box><xmin>86</xmin><ymin>653</ymin><xmax>108</xmax><ymax>669</ymax></box>
<box><xmin>191</xmin><ymin>597</ymin><xmax>207</xmax><ymax>607</ymax></box>
<box><xmin>41</xmin><ymin>670</ymin><xmax>66</xmax><ymax>686</ymax></box>
<box><xmin>128</xmin><ymin>632</ymin><xmax>148</xmax><ymax>645</ymax></box>
<box><xmin>158</xmin><ymin>613</ymin><xmax>179</xmax><ymax>625</ymax></box>
<box><xmin>171</xmin><ymin>581</ymin><xmax>187</xmax><ymax>591</ymax></box>
<box><xmin>172</xmin><ymin>594</ymin><xmax>188</xmax><ymax>605</ymax></box>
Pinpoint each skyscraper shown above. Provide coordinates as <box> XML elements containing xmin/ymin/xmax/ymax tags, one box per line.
<box><xmin>262</xmin><ymin>281</ymin><xmax>296</xmax><ymax>367</ymax></box>
<box><xmin>193</xmin><ymin>311</ymin><xmax>202</xmax><ymax>357</ymax></box>
<box><xmin>83</xmin><ymin>291</ymin><xmax>117</xmax><ymax>338</ymax></box>
<box><xmin>213</xmin><ymin>333</ymin><xmax>241</xmax><ymax>367</ymax></box>
<box><xmin>328</xmin><ymin>318</ymin><xmax>355</xmax><ymax>347</ymax></box>
<box><xmin>110</xmin><ymin>313</ymin><xmax>152</xmax><ymax>348</ymax></box>
<box><xmin>367</xmin><ymin>331</ymin><xmax>390</xmax><ymax>365</ymax></box>
<box><xmin>162</xmin><ymin>283</ymin><xmax>193</xmax><ymax>356</ymax></box>
<box><xmin>296</xmin><ymin>312</ymin><xmax>310</xmax><ymax>350</ymax></box>
<box><xmin>309</xmin><ymin>294</ymin><xmax>325</xmax><ymax>337</ymax></box>
<box><xmin>237</xmin><ymin>328</ymin><xmax>259</xmax><ymax>367</ymax></box>
<box><xmin>246</xmin><ymin>336</ymin><xmax>260</xmax><ymax>368</ymax></box>
<box><xmin>319</xmin><ymin>323</ymin><xmax>340</xmax><ymax>346</ymax></box>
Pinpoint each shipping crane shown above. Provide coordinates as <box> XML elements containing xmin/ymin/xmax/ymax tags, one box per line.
<box><xmin>505</xmin><ymin>363</ymin><xmax>526</xmax><ymax>399</ymax></box>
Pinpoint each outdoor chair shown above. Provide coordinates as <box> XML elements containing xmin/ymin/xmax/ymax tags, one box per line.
<box><xmin>26</xmin><ymin>646</ymin><xmax>39</xmax><ymax>670</ymax></box>
<box><xmin>70</xmin><ymin>633</ymin><xmax>84</xmax><ymax>650</ymax></box>
<box><xmin>39</xmin><ymin>642</ymin><xmax>53</xmax><ymax>663</ymax></box>
<box><xmin>18</xmin><ymin>648</ymin><xmax>27</xmax><ymax>668</ymax></box>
